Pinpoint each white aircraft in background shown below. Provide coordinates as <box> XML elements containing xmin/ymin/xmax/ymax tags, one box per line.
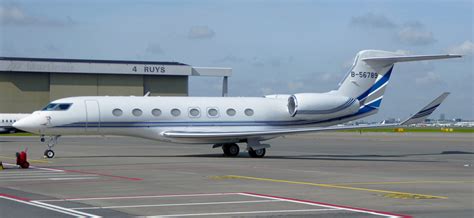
<box><xmin>13</xmin><ymin>50</ymin><xmax>461</xmax><ymax>158</ymax></box>
<box><xmin>0</xmin><ymin>113</ymin><xmax>30</xmax><ymax>133</ymax></box>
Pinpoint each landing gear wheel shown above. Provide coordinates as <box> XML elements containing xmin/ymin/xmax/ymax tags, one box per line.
<box><xmin>222</xmin><ymin>143</ymin><xmax>240</xmax><ymax>157</ymax></box>
<box><xmin>44</xmin><ymin>149</ymin><xmax>55</xmax><ymax>159</ymax></box>
<box><xmin>248</xmin><ymin>148</ymin><xmax>266</xmax><ymax>158</ymax></box>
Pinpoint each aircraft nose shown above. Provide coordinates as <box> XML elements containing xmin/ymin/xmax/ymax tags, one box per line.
<box><xmin>13</xmin><ymin>114</ymin><xmax>45</xmax><ymax>134</ymax></box>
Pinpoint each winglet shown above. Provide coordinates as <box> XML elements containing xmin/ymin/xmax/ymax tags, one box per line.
<box><xmin>401</xmin><ymin>92</ymin><xmax>450</xmax><ymax>125</ymax></box>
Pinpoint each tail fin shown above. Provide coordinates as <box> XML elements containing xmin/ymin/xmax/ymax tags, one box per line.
<box><xmin>336</xmin><ymin>50</ymin><xmax>460</xmax><ymax>113</ymax></box>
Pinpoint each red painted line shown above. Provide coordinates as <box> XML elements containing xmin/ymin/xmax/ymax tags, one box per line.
<box><xmin>62</xmin><ymin>169</ymin><xmax>143</xmax><ymax>181</ymax></box>
<box><xmin>242</xmin><ymin>192</ymin><xmax>412</xmax><ymax>218</ymax></box>
<box><xmin>0</xmin><ymin>193</ymin><xmax>31</xmax><ymax>201</ymax></box>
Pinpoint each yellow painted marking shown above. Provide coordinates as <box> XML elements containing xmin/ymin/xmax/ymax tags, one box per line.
<box><xmin>213</xmin><ymin>175</ymin><xmax>448</xmax><ymax>199</ymax></box>
<box><xmin>0</xmin><ymin>155</ymin><xmax>50</xmax><ymax>164</ymax></box>
<box><xmin>332</xmin><ymin>180</ymin><xmax>474</xmax><ymax>185</ymax></box>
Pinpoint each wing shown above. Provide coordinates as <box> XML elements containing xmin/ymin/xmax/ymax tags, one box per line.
<box><xmin>162</xmin><ymin>92</ymin><xmax>449</xmax><ymax>140</ymax></box>
<box><xmin>401</xmin><ymin>92</ymin><xmax>450</xmax><ymax>125</ymax></box>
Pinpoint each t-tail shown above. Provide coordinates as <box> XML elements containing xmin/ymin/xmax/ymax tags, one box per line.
<box><xmin>335</xmin><ymin>50</ymin><xmax>461</xmax><ymax>117</ymax></box>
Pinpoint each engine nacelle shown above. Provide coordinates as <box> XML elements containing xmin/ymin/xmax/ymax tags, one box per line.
<box><xmin>288</xmin><ymin>93</ymin><xmax>360</xmax><ymax>120</ymax></box>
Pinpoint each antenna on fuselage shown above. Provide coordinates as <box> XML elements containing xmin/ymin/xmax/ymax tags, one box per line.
<box><xmin>144</xmin><ymin>91</ymin><xmax>151</xmax><ymax>97</ymax></box>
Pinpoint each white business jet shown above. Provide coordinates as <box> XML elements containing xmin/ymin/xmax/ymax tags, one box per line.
<box><xmin>0</xmin><ymin>113</ymin><xmax>30</xmax><ymax>133</ymax></box>
<box><xmin>13</xmin><ymin>50</ymin><xmax>461</xmax><ymax>158</ymax></box>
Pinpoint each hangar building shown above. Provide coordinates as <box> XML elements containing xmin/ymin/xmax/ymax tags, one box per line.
<box><xmin>0</xmin><ymin>57</ymin><xmax>231</xmax><ymax>113</ymax></box>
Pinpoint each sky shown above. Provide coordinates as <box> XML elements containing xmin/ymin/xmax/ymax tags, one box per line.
<box><xmin>0</xmin><ymin>0</ymin><xmax>473</xmax><ymax>121</ymax></box>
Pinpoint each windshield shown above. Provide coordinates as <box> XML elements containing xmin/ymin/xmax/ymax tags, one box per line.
<box><xmin>42</xmin><ymin>103</ymin><xmax>72</xmax><ymax>111</ymax></box>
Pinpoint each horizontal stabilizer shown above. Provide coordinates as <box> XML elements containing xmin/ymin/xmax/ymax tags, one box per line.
<box><xmin>401</xmin><ymin>92</ymin><xmax>450</xmax><ymax>125</ymax></box>
<box><xmin>362</xmin><ymin>54</ymin><xmax>462</xmax><ymax>64</ymax></box>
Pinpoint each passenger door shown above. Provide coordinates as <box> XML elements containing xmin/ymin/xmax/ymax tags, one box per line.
<box><xmin>85</xmin><ymin>100</ymin><xmax>100</xmax><ymax>132</ymax></box>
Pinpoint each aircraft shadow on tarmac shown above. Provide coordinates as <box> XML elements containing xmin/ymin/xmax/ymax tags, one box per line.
<box><xmin>58</xmin><ymin>150</ymin><xmax>474</xmax><ymax>163</ymax></box>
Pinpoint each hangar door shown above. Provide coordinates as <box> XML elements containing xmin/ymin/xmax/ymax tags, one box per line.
<box><xmin>85</xmin><ymin>100</ymin><xmax>100</xmax><ymax>132</ymax></box>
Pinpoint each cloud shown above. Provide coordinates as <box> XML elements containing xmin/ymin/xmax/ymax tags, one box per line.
<box><xmin>260</xmin><ymin>87</ymin><xmax>275</xmax><ymax>95</ymax></box>
<box><xmin>393</xmin><ymin>49</ymin><xmax>412</xmax><ymax>55</ymax></box>
<box><xmin>250</xmin><ymin>57</ymin><xmax>265</xmax><ymax>67</ymax></box>
<box><xmin>415</xmin><ymin>72</ymin><xmax>444</xmax><ymax>86</ymax></box>
<box><xmin>0</xmin><ymin>4</ymin><xmax>74</xmax><ymax>26</ymax></box>
<box><xmin>397</xmin><ymin>23</ymin><xmax>436</xmax><ymax>46</ymax></box>
<box><xmin>447</xmin><ymin>40</ymin><xmax>474</xmax><ymax>55</ymax></box>
<box><xmin>287</xmin><ymin>81</ymin><xmax>305</xmax><ymax>91</ymax></box>
<box><xmin>188</xmin><ymin>26</ymin><xmax>215</xmax><ymax>39</ymax></box>
<box><xmin>213</xmin><ymin>55</ymin><xmax>244</xmax><ymax>63</ymax></box>
<box><xmin>269</xmin><ymin>58</ymin><xmax>281</xmax><ymax>67</ymax></box>
<box><xmin>145</xmin><ymin>43</ymin><xmax>164</xmax><ymax>55</ymax></box>
<box><xmin>321</xmin><ymin>72</ymin><xmax>339</xmax><ymax>82</ymax></box>
<box><xmin>350</xmin><ymin>12</ymin><xmax>397</xmax><ymax>29</ymax></box>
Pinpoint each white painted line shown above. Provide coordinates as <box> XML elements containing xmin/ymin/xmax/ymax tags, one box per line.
<box><xmin>239</xmin><ymin>193</ymin><xmax>401</xmax><ymax>218</ymax></box>
<box><xmin>0</xmin><ymin>177</ymin><xmax>99</xmax><ymax>182</ymax></box>
<box><xmin>0</xmin><ymin>196</ymin><xmax>81</xmax><ymax>217</ymax></box>
<box><xmin>0</xmin><ymin>174</ymin><xmax>84</xmax><ymax>179</ymax></box>
<box><xmin>0</xmin><ymin>172</ymin><xmax>65</xmax><ymax>176</ymax></box>
<box><xmin>31</xmin><ymin>200</ymin><xmax>100</xmax><ymax>218</ymax></box>
<box><xmin>30</xmin><ymin>166</ymin><xmax>64</xmax><ymax>172</ymax></box>
<box><xmin>2</xmin><ymin>163</ymin><xmax>64</xmax><ymax>172</ymax></box>
<box><xmin>71</xmin><ymin>199</ymin><xmax>280</xmax><ymax>210</ymax></box>
<box><xmin>0</xmin><ymin>169</ymin><xmax>59</xmax><ymax>174</ymax></box>
<box><xmin>149</xmin><ymin>209</ymin><xmax>341</xmax><ymax>217</ymax></box>
<box><xmin>37</xmin><ymin>192</ymin><xmax>238</xmax><ymax>202</ymax></box>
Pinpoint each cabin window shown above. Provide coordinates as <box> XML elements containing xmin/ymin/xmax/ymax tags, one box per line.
<box><xmin>244</xmin><ymin>108</ymin><xmax>254</xmax><ymax>116</ymax></box>
<box><xmin>152</xmin><ymin>109</ymin><xmax>161</xmax><ymax>117</ymax></box>
<box><xmin>112</xmin><ymin>108</ymin><xmax>123</xmax><ymax>116</ymax></box>
<box><xmin>189</xmin><ymin>108</ymin><xmax>200</xmax><ymax>118</ymax></box>
<box><xmin>132</xmin><ymin>108</ymin><xmax>143</xmax><ymax>116</ymax></box>
<box><xmin>207</xmin><ymin>108</ymin><xmax>219</xmax><ymax>117</ymax></box>
<box><xmin>171</xmin><ymin>108</ymin><xmax>181</xmax><ymax>117</ymax></box>
<box><xmin>226</xmin><ymin>108</ymin><xmax>236</xmax><ymax>116</ymax></box>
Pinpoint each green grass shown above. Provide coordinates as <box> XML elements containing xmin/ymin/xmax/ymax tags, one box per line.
<box><xmin>0</xmin><ymin>132</ymin><xmax>36</xmax><ymax>136</ymax></box>
<box><xmin>338</xmin><ymin>127</ymin><xmax>474</xmax><ymax>133</ymax></box>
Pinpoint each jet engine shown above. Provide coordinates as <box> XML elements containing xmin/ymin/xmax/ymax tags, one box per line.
<box><xmin>287</xmin><ymin>93</ymin><xmax>360</xmax><ymax>120</ymax></box>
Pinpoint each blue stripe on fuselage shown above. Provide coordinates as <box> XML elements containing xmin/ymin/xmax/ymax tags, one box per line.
<box><xmin>55</xmin><ymin>105</ymin><xmax>377</xmax><ymax>129</ymax></box>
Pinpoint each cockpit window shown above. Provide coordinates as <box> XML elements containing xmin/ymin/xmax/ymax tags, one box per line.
<box><xmin>43</xmin><ymin>103</ymin><xmax>58</xmax><ymax>111</ymax></box>
<box><xmin>42</xmin><ymin>103</ymin><xmax>72</xmax><ymax>111</ymax></box>
<box><xmin>57</xmin><ymin>104</ymin><xmax>72</xmax><ymax>110</ymax></box>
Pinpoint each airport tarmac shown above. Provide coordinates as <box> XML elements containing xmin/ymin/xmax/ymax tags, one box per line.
<box><xmin>0</xmin><ymin>132</ymin><xmax>472</xmax><ymax>217</ymax></box>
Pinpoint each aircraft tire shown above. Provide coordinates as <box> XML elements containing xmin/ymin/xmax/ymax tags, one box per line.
<box><xmin>248</xmin><ymin>148</ymin><xmax>266</xmax><ymax>158</ymax></box>
<box><xmin>222</xmin><ymin>143</ymin><xmax>239</xmax><ymax>157</ymax></box>
<box><xmin>44</xmin><ymin>150</ymin><xmax>55</xmax><ymax>159</ymax></box>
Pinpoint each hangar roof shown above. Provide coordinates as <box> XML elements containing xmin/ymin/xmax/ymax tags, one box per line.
<box><xmin>0</xmin><ymin>57</ymin><xmax>188</xmax><ymax>66</ymax></box>
<box><xmin>0</xmin><ymin>56</ymin><xmax>231</xmax><ymax>77</ymax></box>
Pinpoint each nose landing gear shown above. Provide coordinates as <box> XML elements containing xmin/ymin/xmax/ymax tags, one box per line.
<box><xmin>42</xmin><ymin>135</ymin><xmax>60</xmax><ymax>159</ymax></box>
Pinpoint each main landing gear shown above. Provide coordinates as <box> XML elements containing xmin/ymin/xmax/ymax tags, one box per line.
<box><xmin>213</xmin><ymin>140</ymin><xmax>269</xmax><ymax>158</ymax></box>
<box><xmin>41</xmin><ymin>135</ymin><xmax>60</xmax><ymax>159</ymax></box>
<box><xmin>248</xmin><ymin>147</ymin><xmax>266</xmax><ymax>158</ymax></box>
<box><xmin>222</xmin><ymin>143</ymin><xmax>240</xmax><ymax>157</ymax></box>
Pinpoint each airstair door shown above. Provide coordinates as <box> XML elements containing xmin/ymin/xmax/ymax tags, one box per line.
<box><xmin>85</xmin><ymin>100</ymin><xmax>100</xmax><ymax>132</ymax></box>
